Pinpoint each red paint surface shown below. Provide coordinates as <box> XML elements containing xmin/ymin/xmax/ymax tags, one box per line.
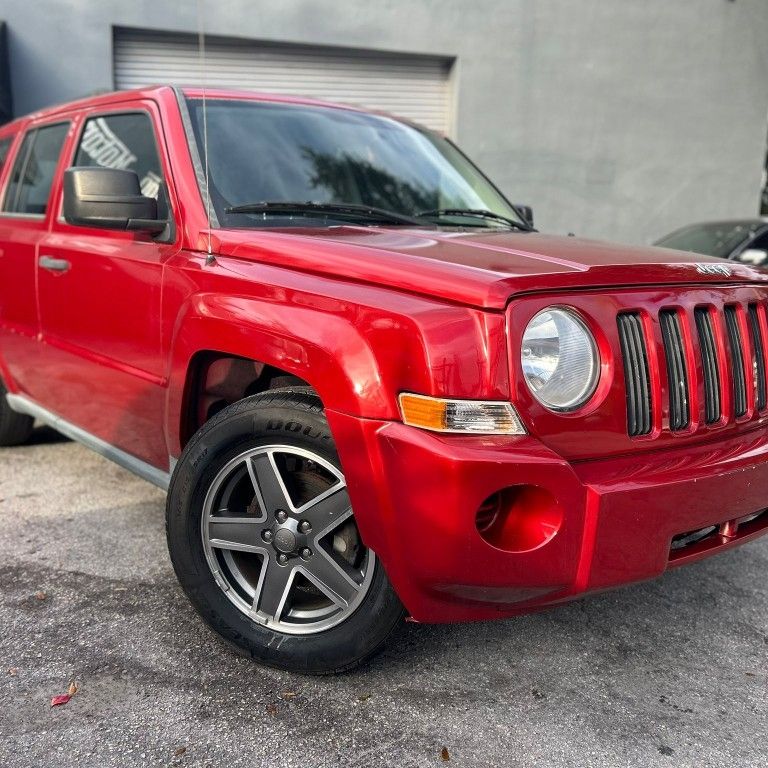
<box><xmin>1</xmin><ymin>87</ymin><xmax>767</xmax><ymax>622</ymax></box>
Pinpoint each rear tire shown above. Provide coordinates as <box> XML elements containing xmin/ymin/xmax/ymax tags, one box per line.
<box><xmin>166</xmin><ymin>389</ymin><xmax>404</xmax><ymax>674</ymax></box>
<box><xmin>0</xmin><ymin>381</ymin><xmax>33</xmax><ymax>447</ymax></box>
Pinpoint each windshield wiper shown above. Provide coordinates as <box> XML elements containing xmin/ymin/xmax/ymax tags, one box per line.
<box><xmin>224</xmin><ymin>201</ymin><xmax>423</xmax><ymax>226</ymax></box>
<box><xmin>415</xmin><ymin>208</ymin><xmax>535</xmax><ymax>231</ymax></box>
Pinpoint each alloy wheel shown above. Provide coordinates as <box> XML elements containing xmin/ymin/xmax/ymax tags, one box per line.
<box><xmin>201</xmin><ymin>445</ymin><xmax>374</xmax><ymax>635</ymax></box>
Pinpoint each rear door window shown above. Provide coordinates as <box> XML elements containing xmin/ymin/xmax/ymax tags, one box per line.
<box><xmin>2</xmin><ymin>131</ymin><xmax>33</xmax><ymax>212</ymax></box>
<box><xmin>0</xmin><ymin>136</ymin><xmax>12</xmax><ymax>172</ymax></box>
<box><xmin>2</xmin><ymin>123</ymin><xmax>69</xmax><ymax>215</ymax></box>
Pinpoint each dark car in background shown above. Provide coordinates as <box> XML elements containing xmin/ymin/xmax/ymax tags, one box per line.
<box><xmin>655</xmin><ymin>219</ymin><xmax>768</xmax><ymax>267</ymax></box>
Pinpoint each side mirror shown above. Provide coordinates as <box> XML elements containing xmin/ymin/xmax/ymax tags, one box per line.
<box><xmin>63</xmin><ymin>167</ymin><xmax>166</xmax><ymax>233</ymax></box>
<box><xmin>737</xmin><ymin>248</ymin><xmax>768</xmax><ymax>267</ymax></box>
<box><xmin>515</xmin><ymin>203</ymin><xmax>534</xmax><ymax>228</ymax></box>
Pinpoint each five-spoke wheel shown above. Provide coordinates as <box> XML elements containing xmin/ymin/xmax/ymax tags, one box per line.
<box><xmin>166</xmin><ymin>389</ymin><xmax>404</xmax><ymax>673</ymax></box>
<box><xmin>202</xmin><ymin>445</ymin><xmax>374</xmax><ymax>634</ymax></box>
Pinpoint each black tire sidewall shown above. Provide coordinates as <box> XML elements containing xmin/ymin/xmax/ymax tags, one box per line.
<box><xmin>166</xmin><ymin>391</ymin><xmax>403</xmax><ymax>674</ymax></box>
<box><xmin>0</xmin><ymin>380</ymin><xmax>34</xmax><ymax>447</ymax></box>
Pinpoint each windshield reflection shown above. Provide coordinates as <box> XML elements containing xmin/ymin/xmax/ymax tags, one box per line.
<box><xmin>185</xmin><ymin>98</ymin><xmax>523</xmax><ymax>229</ymax></box>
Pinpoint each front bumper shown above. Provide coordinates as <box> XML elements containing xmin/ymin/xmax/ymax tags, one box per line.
<box><xmin>327</xmin><ymin>410</ymin><xmax>768</xmax><ymax>623</ymax></box>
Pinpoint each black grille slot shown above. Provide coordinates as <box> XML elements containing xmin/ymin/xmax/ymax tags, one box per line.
<box><xmin>695</xmin><ymin>308</ymin><xmax>721</xmax><ymax>424</ymax></box>
<box><xmin>724</xmin><ymin>306</ymin><xmax>747</xmax><ymax>417</ymax></box>
<box><xmin>660</xmin><ymin>310</ymin><xmax>689</xmax><ymax>430</ymax></box>
<box><xmin>747</xmin><ymin>304</ymin><xmax>767</xmax><ymax>410</ymax></box>
<box><xmin>617</xmin><ymin>313</ymin><xmax>652</xmax><ymax>436</ymax></box>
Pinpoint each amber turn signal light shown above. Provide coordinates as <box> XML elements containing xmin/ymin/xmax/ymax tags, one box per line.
<box><xmin>398</xmin><ymin>393</ymin><xmax>526</xmax><ymax>435</ymax></box>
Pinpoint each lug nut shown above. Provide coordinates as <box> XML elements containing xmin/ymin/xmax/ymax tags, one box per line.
<box><xmin>275</xmin><ymin>510</ymin><xmax>288</xmax><ymax>523</ymax></box>
<box><xmin>300</xmin><ymin>547</ymin><xmax>312</xmax><ymax>559</ymax></box>
<box><xmin>299</xmin><ymin>520</ymin><xmax>311</xmax><ymax>533</ymax></box>
<box><xmin>262</xmin><ymin>530</ymin><xmax>273</xmax><ymax>542</ymax></box>
<box><xmin>277</xmin><ymin>553</ymin><xmax>289</xmax><ymax>565</ymax></box>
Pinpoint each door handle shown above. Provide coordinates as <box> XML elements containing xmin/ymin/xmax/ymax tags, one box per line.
<box><xmin>39</xmin><ymin>256</ymin><xmax>71</xmax><ymax>274</ymax></box>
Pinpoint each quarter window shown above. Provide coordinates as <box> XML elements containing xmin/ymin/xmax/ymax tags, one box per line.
<box><xmin>74</xmin><ymin>113</ymin><xmax>165</xmax><ymax>206</ymax></box>
<box><xmin>3</xmin><ymin>132</ymin><xmax>33</xmax><ymax>211</ymax></box>
<box><xmin>2</xmin><ymin>123</ymin><xmax>69</xmax><ymax>215</ymax></box>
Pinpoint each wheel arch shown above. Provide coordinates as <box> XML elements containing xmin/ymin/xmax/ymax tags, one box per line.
<box><xmin>164</xmin><ymin>294</ymin><xmax>396</xmax><ymax>456</ymax></box>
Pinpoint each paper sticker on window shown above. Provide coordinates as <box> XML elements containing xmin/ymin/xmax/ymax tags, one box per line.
<box><xmin>79</xmin><ymin>118</ymin><xmax>137</xmax><ymax>170</ymax></box>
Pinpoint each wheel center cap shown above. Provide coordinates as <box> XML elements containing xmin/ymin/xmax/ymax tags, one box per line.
<box><xmin>273</xmin><ymin>527</ymin><xmax>297</xmax><ymax>553</ymax></box>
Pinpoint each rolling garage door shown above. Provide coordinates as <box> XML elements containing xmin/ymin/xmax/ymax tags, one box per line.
<box><xmin>114</xmin><ymin>29</ymin><xmax>454</xmax><ymax>134</ymax></box>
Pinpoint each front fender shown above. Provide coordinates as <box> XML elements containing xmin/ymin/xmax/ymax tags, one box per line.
<box><xmin>163</xmin><ymin>252</ymin><xmax>510</xmax><ymax>456</ymax></box>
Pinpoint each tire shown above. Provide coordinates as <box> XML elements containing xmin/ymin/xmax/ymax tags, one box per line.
<box><xmin>0</xmin><ymin>380</ymin><xmax>33</xmax><ymax>447</ymax></box>
<box><xmin>166</xmin><ymin>389</ymin><xmax>404</xmax><ymax>674</ymax></box>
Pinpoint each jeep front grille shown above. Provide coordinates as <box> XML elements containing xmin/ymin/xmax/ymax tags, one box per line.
<box><xmin>695</xmin><ymin>308</ymin><xmax>722</xmax><ymax>424</ymax></box>
<box><xmin>748</xmin><ymin>304</ymin><xmax>767</xmax><ymax>410</ymax></box>
<box><xmin>618</xmin><ymin>301</ymin><xmax>768</xmax><ymax>436</ymax></box>
<box><xmin>659</xmin><ymin>309</ymin><xmax>690</xmax><ymax>431</ymax></box>
<box><xmin>724</xmin><ymin>305</ymin><xmax>747</xmax><ymax>418</ymax></box>
<box><xmin>617</xmin><ymin>312</ymin><xmax>652</xmax><ymax>436</ymax></box>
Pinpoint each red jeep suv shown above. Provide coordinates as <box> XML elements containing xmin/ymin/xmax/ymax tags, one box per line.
<box><xmin>1</xmin><ymin>87</ymin><xmax>767</xmax><ymax>673</ymax></box>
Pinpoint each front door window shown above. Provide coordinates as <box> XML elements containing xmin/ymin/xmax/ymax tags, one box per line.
<box><xmin>73</xmin><ymin>112</ymin><xmax>167</xmax><ymax>215</ymax></box>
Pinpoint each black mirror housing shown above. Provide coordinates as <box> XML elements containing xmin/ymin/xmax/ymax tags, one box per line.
<box><xmin>514</xmin><ymin>204</ymin><xmax>534</xmax><ymax>228</ymax></box>
<box><xmin>63</xmin><ymin>167</ymin><xmax>165</xmax><ymax>233</ymax></box>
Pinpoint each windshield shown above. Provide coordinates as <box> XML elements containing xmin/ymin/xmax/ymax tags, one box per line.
<box><xmin>185</xmin><ymin>97</ymin><xmax>525</xmax><ymax>229</ymax></box>
<box><xmin>655</xmin><ymin>221</ymin><xmax>764</xmax><ymax>259</ymax></box>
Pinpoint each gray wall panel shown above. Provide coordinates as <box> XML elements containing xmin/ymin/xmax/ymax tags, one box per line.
<box><xmin>0</xmin><ymin>0</ymin><xmax>767</xmax><ymax>245</ymax></box>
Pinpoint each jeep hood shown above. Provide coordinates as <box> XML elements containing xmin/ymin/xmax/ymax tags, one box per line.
<box><xmin>217</xmin><ymin>226</ymin><xmax>768</xmax><ymax>310</ymax></box>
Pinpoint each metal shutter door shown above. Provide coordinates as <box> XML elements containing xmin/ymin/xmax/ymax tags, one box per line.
<box><xmin>114</xmin><ymin>29</ymin><xmax>454</xmax><ymax>134</ymax></box>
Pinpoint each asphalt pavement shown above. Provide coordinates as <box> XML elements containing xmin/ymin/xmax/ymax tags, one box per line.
<box><xmin>1</xmin><ymin>427</ymin><xmax>766</xmax><ymax>767</ymax></box>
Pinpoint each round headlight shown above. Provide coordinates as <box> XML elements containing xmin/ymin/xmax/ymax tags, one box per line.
<box><xmin>521</xmin><ymin>308</ymin><xmax>599</xmax><ymax>411</ymax></box>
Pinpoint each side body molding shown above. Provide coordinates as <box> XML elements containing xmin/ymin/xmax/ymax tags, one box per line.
<box><xmin>6</xmin><ymin>393</ymin><xmax>171</xmax><ymax>489</ymax></box>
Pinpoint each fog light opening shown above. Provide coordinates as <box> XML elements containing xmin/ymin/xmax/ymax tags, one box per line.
<box><xmin>475</xmin><ymin>495</ymin><xmax>502</xmax><ymax>533</ymax></box>
<box><xmin>475</xmin><ymin>486</ymin><xmax>563</xmax><ymax>552</ymax></box>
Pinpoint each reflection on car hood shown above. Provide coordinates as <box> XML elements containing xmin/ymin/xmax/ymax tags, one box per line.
<box><xmin>217</xmin><ymin>226</ymin><xmax>768</xmax><ymax>309</ymax></box>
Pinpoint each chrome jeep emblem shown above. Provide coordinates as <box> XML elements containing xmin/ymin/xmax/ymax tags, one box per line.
<box><xmin>695</xmin><ymin>263</ymin><xmax>732</xmax><ymax>277</ymax></box>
